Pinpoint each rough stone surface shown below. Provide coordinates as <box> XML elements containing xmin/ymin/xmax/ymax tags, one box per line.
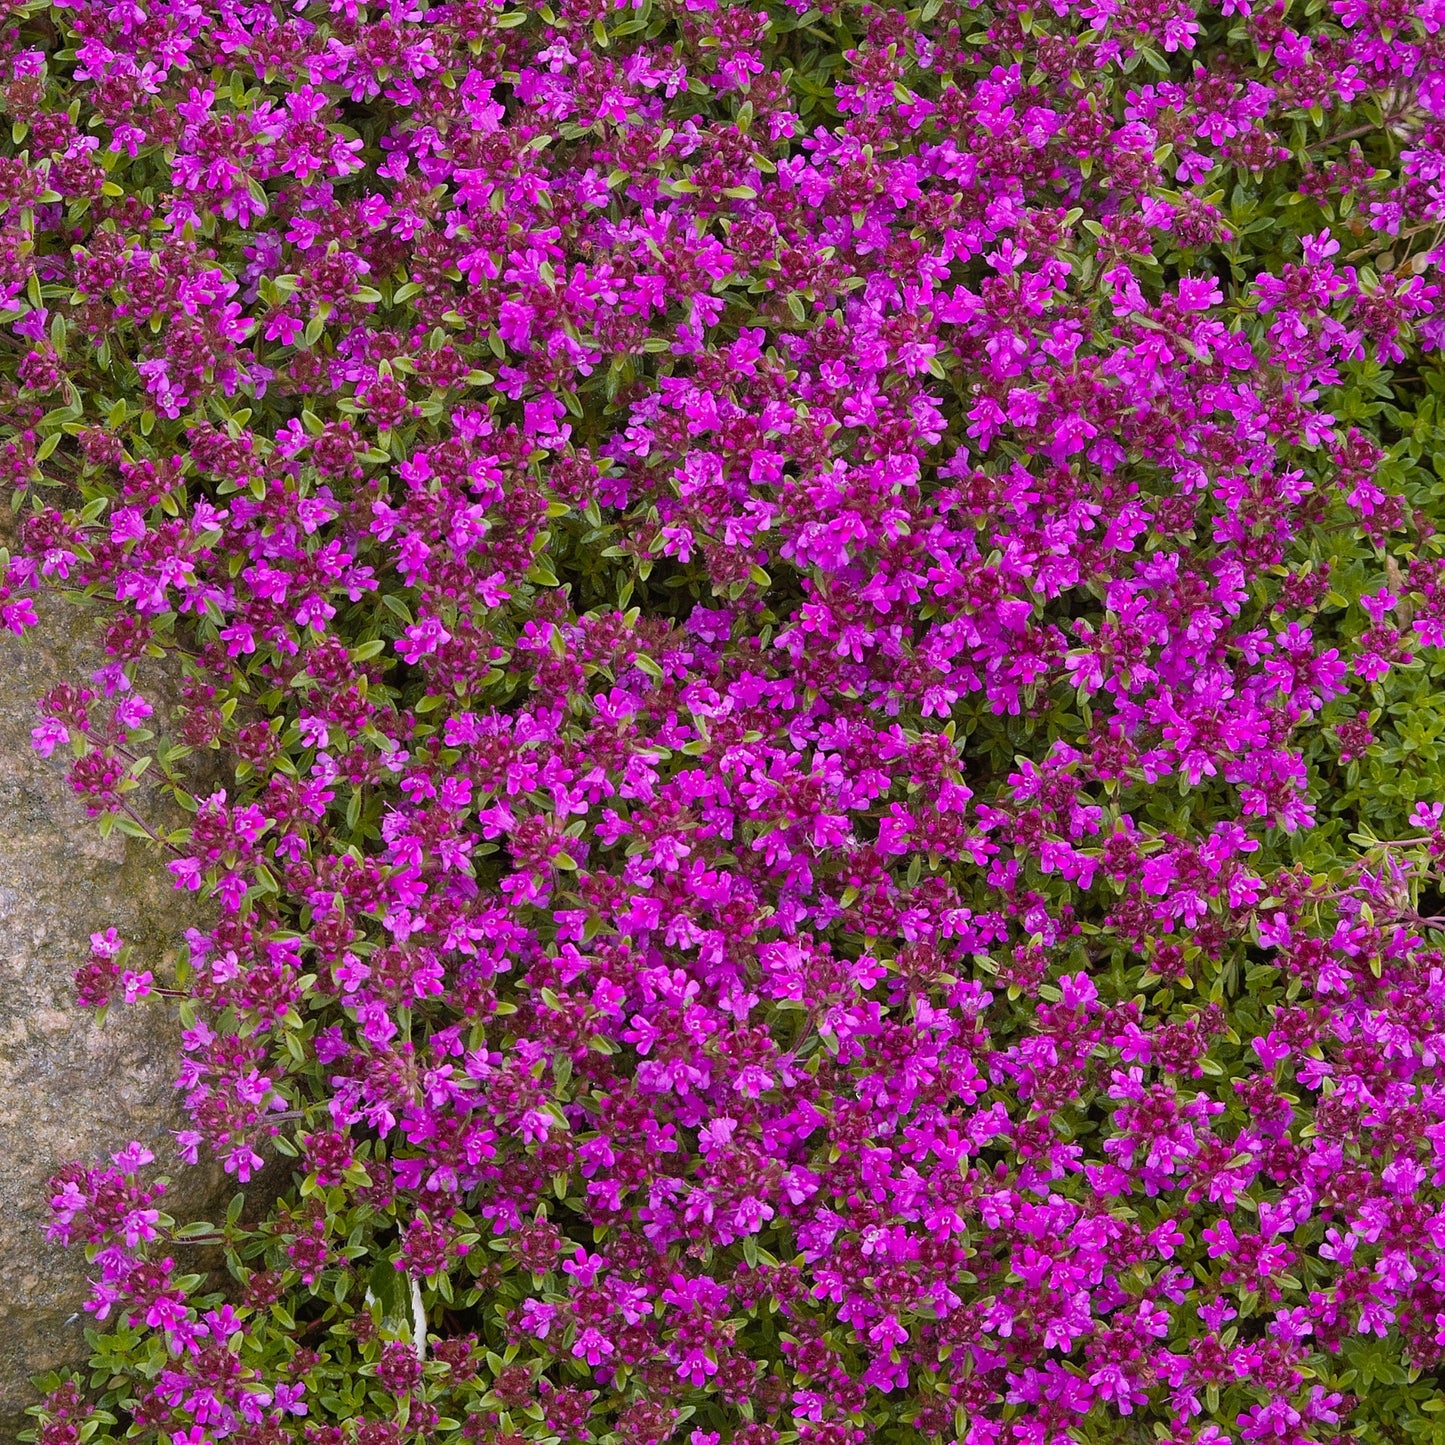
<box><xmin>0</xmin><ymin>598</ymin><xmax>222</xmax><ymax>1431</ymax></box>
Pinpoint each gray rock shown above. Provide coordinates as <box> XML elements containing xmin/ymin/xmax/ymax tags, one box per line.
<box><xmin>0</xmin><ymin>598</ymin><xmax>223</xmax><ymax>1431</ymax></box>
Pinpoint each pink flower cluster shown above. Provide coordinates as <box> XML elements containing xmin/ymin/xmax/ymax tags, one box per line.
<box><xmin>7</xmin><ymin>0</ymin><xmax>1445</xmax><ymax>1442</ymax></box>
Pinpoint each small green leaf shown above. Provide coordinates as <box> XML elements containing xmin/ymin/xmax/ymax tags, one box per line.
<box><xmin>381</xmin><ymin>594</ymin><xmax>414</xmax><ymax>625</ymax></box>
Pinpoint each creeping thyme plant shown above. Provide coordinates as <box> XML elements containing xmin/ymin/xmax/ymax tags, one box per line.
<box><xmin>9</xmin><ymin>0</ymin><xmax>1445</xmax><ymax>1440</ymax></box>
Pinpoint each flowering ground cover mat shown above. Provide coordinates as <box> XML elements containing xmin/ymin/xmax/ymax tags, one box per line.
<box><xmin>8</xmin><ymin>0</ymin><xmax>1445</xmax><ymax>1442</ymax></box>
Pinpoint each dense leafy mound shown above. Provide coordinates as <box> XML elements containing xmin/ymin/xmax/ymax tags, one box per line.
<box><xmin>7</xmin><ymin>0</ymin><xmax>1445</xmax><ymax>1441</ymax></box>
